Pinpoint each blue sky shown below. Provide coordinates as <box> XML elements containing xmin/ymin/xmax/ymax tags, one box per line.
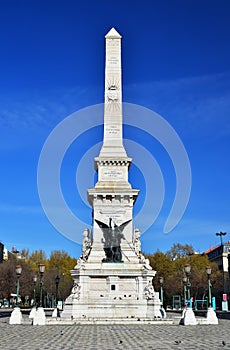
<box><xmin>0</xmin><ymin>0</ymin><xmax>230</xmax><ymax>258</ymax></box>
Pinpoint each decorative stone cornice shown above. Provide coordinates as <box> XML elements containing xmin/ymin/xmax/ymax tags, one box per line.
<box><xmin>94</xmin><ymin>157</ymin><xmax>132</xmax><ymax>170</ymax></box>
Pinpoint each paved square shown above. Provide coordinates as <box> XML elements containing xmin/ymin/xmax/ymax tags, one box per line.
<box><xmin>0</xmin><ymin>316</ymin><xmax>230</xmax><ymax>349</ymax></box>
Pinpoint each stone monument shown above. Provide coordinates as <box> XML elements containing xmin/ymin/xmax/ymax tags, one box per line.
<box><xmin>61</xmin><ymin>28</ymin><xmax>162</xmax><ymax>320</ymax></box>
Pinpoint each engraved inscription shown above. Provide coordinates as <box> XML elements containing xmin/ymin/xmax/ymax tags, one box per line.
<box><xmin>107</xmin><ymin>39</ymin><xmax>119</xmax><ymax>47</ymax></box>
<box><xmin>102</xmin><ymin>170</ymin><xmax>123</xmax><ymax>179</ymax></box>
<box><xmin>107</xmin><ymin>39</ymin><xmax>120</xmax><ymax>68</ymax></box>
<box><xmin>108</xmin><ymin>56</ymin><xmax>119</xmax><ymax>66</ymax></box>
<box><xmin>105</xmin><ymin>125</ymin><xmax>120</xmax><ymax>135</ymax></box>
<box><xmin>100</xmin><ymin>167</ymin><xmax>125</xmax><ymax>181</ymax></box>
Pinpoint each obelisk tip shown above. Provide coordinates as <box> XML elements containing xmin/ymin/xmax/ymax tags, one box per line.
<box><xmin>105</xmin><ymin>27</ymin><xmax>122</xmax><ymax>39</ymax></box>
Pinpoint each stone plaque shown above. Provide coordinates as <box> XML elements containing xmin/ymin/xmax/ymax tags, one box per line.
<box><xmin>100</xmin><ymin>166</ymin><xmax>125</xmax><ymax>181</ymax></box>
<box><xmin>105</xmin><ymin>125</ymin><xmax>120</xmax><ymax>136</ymax></box>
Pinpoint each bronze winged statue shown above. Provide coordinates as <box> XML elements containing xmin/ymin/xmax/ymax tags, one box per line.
<box><xmin>95</xmin><ymin>218</ymin><xmax>131</xmax><ymax>263</ymax></box>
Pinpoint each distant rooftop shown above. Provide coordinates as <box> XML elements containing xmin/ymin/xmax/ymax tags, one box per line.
<box><xmin>204</xmin><ymin>241</ymin><xmax>230</xmax><ymax>254</ymax></box>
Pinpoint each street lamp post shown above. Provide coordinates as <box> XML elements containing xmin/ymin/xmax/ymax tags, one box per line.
<box><xmin>183</xmin><ymin>276</ymin><xmax>187</xmax><ymax>307</ymax></box>
<box><xmin>181</xmin><ymin>264</ymin><xmax>197</xmax><ymax>325</ymax></box>
<box><xmin>15</xmin><ymin>265</ymin><xmax>22</xmax><ymax>306</ymax></box>
<box><xmin>205</xmin><ymin>265</ymin><xmax>218</xmax><ymax>324</ymax></box>
<box><xmin>216</xmin><ymin>231</ymin><xmax>227</xmax><ymax>293</ymax></box>
<box><xmin>184</xmin><ymin>264</ymin><xmax>191</xmax><ymax>307</ymax></box>
<box><xmin>159</xmin><ymin>277</ymin><xmax>163</xmax><ymax>306</ymax></box>
<box><xmin>38</xmin><ymin>263</ymin><xmax>45</xmax><ymax>307</ymax></box>
<box><xmin>206</xmin><ymin>266</ymin><xmax>212</xmax><ymax>308</ymax></box>
<box><xmin>216</xmin><ymin>231</ymin><xmax>227</xmax><ymax>246</ymax></box>
<box><xmin>33</xmin><ymin>276</ymin><xmax>37</xmax><ymax>306</ymax></box>
<box><xmin>55</xmin><ymin>275</ymin><xmax>60</xmax><ymax>307</ymax></box>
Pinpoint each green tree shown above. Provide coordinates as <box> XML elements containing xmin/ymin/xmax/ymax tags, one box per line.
<box><xmin>0</xmin><ymin>260</ymin><xmax>34</xmax><ymax>304</ymax></box>
<box><xmin>146</xmin><ymin>243</ymin><xmax>222</xmax><ymax>308</ymax></box>
<box><xmin>147</xmin><ymin>251</ymin><xmax>174</xmax><ymax>279</ymax></box>
<box><xmin>0</xmin><ymin>260</ymin><xmax>16</xmax><ymax>301</ymax></box>
<box><xmin>189</xmin><ymin>254</ymin><xmax>222</xmax><ymax>301</ymax></box>
<box><xmin>48</xmin><ymin>250</ymin><xmax>77</xmax><ymax>276</ymax></box>
<box><xmin>20</xmin><ymin>249</ymin><xmax>30</xmax><ymax>260</ymax></box>
<box><xmin>166</xmin><ymin>243</ymin><xmax>194</xmax><ymax>260</ymax></box>
<box><xmin>27</xmin><ymin>250</ymin><xmax>47</xmax><ymax>272</ymax></box>
<box><xmin>17</xmin><ymin>261</ymin><xmax>34</xmax><ymax>304</ymax></box>
<box><xmin>44</xmin><ymin>250</ymin><xmax>77</xmax><ymax>301</ymax></box>
<box><xmin>146</xmin><ymin>251</ymin><xmax>175</xmax><ymax>306</ymax></box>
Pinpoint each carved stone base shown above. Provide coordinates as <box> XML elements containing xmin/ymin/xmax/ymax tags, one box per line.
<box><xmin>62</xmin><ymin>259</ymin><xmax>163</xmax><ymax>320</ymax></box>
<box><xmin>29</xmin><ymin>306</ymin><xmax>36</xmax><ymax>320</ymax></box>
<box><xmin>52</xmin><ymin>307</ymin><xmax>61</xmax><ymax>318</ymax></box>
<box><xmin>33</xmin><ymin>307</ymin><xmax>46</xmax><ymax>325</ymax></box>
<box><xmin>206</xmin><ymin>307</ymin><xmax>218</xmax><ymax>324</ymax></box>
<box><xmin>160</xmin><ymin>307</ymin><xmax>167</xmax><ymax>319</ymax></box>
<box><xmin>180</xmin><ymin>307</ymin><xmax>197</xmax><ymax>325</ymax></box>
<box><xmin>146</xmin><ymin>294</ymin><xmax>163</xmax><ymax>318</ymax></box>
<box><xmin>9</xmin><ymin>307</ymin><xmax>22</xmax><ymax>325</ymax></box>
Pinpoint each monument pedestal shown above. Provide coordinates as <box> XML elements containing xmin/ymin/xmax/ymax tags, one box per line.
<box><xmin>62</xmin><ymin>242</ymin><xmax>163</xmax><ymax>320</ymax></box>
<box><xmin>146</xmin><ymin>296</ymin><xmax>162</xmax><ymax>318</ymax></box>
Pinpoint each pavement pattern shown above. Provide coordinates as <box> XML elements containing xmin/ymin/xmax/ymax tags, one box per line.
<box><xmin>0</xmin><ymin>316</ymin><xmax>230</xmax><ymax>350</ymax></box>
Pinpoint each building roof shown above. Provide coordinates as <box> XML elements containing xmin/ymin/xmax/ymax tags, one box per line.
<box><xmin>204</xmin><ymin>241</ymin><xmax>230</xmax><ymax>254</ymax></box>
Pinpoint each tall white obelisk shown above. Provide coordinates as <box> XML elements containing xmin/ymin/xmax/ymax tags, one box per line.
<box><xmin>88</xmin><ymin>27</ymin><xmax>139</xmax><ymax>252</ymax></box>
<box><xmin>99</xmin><ymin>27</ymin><xmax>127</xmax><ymax>158</ymax></box>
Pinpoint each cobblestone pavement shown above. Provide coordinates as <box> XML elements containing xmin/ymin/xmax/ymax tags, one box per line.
<box><xmin>0</xmin><ymin>316</ymin><xmax>230</xmax><ymax>350</ymax></box>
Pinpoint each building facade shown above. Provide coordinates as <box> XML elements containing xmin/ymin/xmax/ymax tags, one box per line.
<box><xmin>204</xmin><ymin>241</ymin><xmax>230</xmax><ymax>294</ymax></box>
